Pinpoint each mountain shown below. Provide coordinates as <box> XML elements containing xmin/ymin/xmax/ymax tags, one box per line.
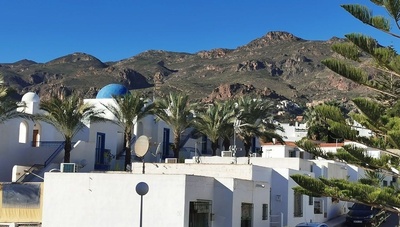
<box><xmin>0</xmin><ymin>31</ymin><xmax>369</xmax><ymax>106</ymax></box>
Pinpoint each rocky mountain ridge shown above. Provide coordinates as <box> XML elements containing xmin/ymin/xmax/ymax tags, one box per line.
<box><xmin>0</xmin><ymin>31</ymin><xmax>369</xmax><ymax>107</ymax></box>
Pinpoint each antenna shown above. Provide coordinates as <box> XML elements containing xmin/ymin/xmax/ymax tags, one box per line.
<box><xmin>151</xmin><ymin>142</ymin><xmax>162</xmax><ymax>163</ymax></box>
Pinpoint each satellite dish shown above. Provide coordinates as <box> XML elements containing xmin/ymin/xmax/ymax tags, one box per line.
<box><xmin>134</xmin><ymin>135</ymin><xmax>149</xmax><ymax>157</ymax></box>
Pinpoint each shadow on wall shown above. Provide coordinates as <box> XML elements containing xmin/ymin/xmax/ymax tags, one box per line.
<box><xmin>212</xmin><ymin>181</ymin><xmax>233</xmax><ymax>227</ymax></box>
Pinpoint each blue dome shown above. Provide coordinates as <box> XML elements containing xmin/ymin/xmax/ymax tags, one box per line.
<box><xmin>96</xmin><ymin>84</ymin><xmax>129</xmax><ymax>99</ymax></box>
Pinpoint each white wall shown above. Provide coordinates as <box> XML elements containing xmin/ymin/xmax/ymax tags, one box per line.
<box><xmin>276</xmin><ymin>123</ymin><xmax>308</xmax><ymax>142</ymax></box>
<box><xmin>262</xmin><ymin>145</ymin><xmax>287</xmax><ymax>158</ymax></box>
<box><xmin>0</xmin><ymin>118</ymin><xmax>65</xmax><ymax>181</ymax></box>
<box><xmin>42</xmin><ymin>172</ymin><xmax>270</xmax><ymax>227</ymax></box>
<box><xmin>276</xmin><ymin>168</ymin><xmax>316</xmax><ymax>227</ymax></box>
<box><xmin>42</xmin><ymin>173</ymin><xmax>212</xmax><ymax>227</ymax></box>
<box><xmin>310</xmin><ymin>160</ymin><xmax>349</xmax><ymax>220</ymax></box>
<box><xmin>134</xmin><ymin>163</ymin><xmax>271</xmax><ymax>183</ymax></box>
<box><xmin>231</xmin><ymin>179</ymin><xmax>270</xmax><ymax>227</ymax></box>
<box><xmin>251</xmin><ymin>158</ymin><xmax>312</xmax><ymax>172</ymax></box>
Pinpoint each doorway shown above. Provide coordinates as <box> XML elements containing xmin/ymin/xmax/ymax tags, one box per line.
<box><xmin>189</xmin><ymin>201</ymin><xmax>211</xmax><ymax>227</ymax></box>
<box><xmin>163</xmin><ymin>128</ymin><xmax>170</xmax><ymax>158</ymax></box>
<box><xmin>241</xmin><ymin>203</ymin><xmax>253</xmax><ymax>227</ymax></box>
<box><xmin>32</xmin><ymin>129</ymin><xmax>39</xmax><ymax>147</ymax></box>
<box><xmin>95</xmin><ymin>132</ymin><xmax>107</xmax><ymax>170</ymax></box>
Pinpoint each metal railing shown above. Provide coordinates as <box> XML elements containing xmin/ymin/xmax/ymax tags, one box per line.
<box><xmin>30</xmin><ymin>141</ymin><xmax>64</xmax><ymax>147</ymax></box>
<box><xmin>44</xmin><ymin>142</ymin><xmax>66</xmax><ymax>167</ymax></box>
<box><xmin>116</xmin><ymin>135</ymin><xmax>137</xmax><ymax>159</ymax></box>
<box><xmin>16</xmin><ymin>164</ymin><xmax>44</xmax><ymax>182</ymax></box>
<box><xmin>17</xmin><ymin>141</ymin><xmax>77</xmax><ymax>183</ymax></box>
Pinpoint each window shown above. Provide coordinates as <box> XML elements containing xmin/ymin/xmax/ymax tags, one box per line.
<box><xmin>308</xmin><ymin>196</ymin><xmax>313</xmax><ymax>205</ymax></box>
<box><xmin>241</xmin><ymin>203</ymin><xmax>253</xmax><ymax>227</ymax></box>
<box><xmin>289</xmin><ymin>150</ymin><xmax>296</xmax><ymax>157</ymax></box>
<box><xmin>19</xmin><ymin>121</ymin><xmax>28</xmax><ymax>143</ymax></box>
<box><xmin>262</xmin><ymin>204</ymin><xmax>268</xmax><ymax>220</ymax></box>
<box><xmin>294</xmin><ymin>192</ymin><xmax>303</xmax><ymax>217</ymax></box>
<box><xmin>314</xmin><ymin>199</ymin><xmax>323</xmax><ymax>214</ymax></box>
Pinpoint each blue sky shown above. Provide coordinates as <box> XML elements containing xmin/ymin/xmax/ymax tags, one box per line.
<box><xmin>1</xmin><ymin>1</ymin><xmax>397</xmax><ymax>63</ymax></box>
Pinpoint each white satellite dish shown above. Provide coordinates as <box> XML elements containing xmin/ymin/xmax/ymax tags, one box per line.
<box><xmin>134</xmin><ymin>135</ymin><xmax>149</xmax><ymax>157</ymax></box>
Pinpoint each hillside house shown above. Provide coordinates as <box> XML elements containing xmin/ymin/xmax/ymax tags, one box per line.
<box><xmin>0</xmin><ymin>84</ymin><xmax>379</xmax><ymax>227</ymax></box>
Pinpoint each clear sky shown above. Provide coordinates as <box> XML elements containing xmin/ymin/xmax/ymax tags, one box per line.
<box><xmin>1</xmin><ymin>0</ymin><xmax>397</xmax><ymax>63</ymax></box>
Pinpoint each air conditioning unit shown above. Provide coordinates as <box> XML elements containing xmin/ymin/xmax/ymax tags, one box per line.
<box><xmin>165</xmin><ymin>158</ymin><xmax>177</xmax><ymax>163</ymax></box>
<box><xmin>251</xmin><ymin>153</ymin><xmax>260</xmax><ymax>157</ymax></box>
<box><xmin>221</xmin><ymin>151</ymin><xmax>232</xmax><ymax>157</ymax></box>
<box><xmin>60</xmin><ymin>163</ymin><xmax>77</xmax><ymax>172</ymax></box>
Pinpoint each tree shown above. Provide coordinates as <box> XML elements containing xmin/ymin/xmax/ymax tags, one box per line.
<box><xmin>304</xmin><ymin>104</ymin><xmax>356</xmax><ymax>142</ymax></box>
<box><xmin>235</xmin><ymin>96</ymin><xmax>283</xmax><ymax>156</ymax></box>
<box><xmin>102</xmin><ymin>92</ymin><xmax>153</xmax><ymax>170</ymax></box>
<box><xmin>153</xmin><ymin>92</ymin><xmax>195</xmax><ymax>159</ymax></box>
<box><xmin>217</xmin><ymin>99</ymin><xmax>238</xmax><ymax>151</ymax></box>
<box><xmin>291</xmin><ymin>1</ymin><xmax>400</xmax><ymax>215</ymax></box>
<box><xmin>192</xmin><ymin>100</ymin><xmax>236</xmax><ymax>156</ymax></box>
<box><xmin>0</xmin><ymin>74</ymin><xmax>27</xmax><ymax>123</ymax></box>
<box><xmin>37</xmin><ymin>94</ymin><xmax>104</xmax><ymax>163</ymax></box>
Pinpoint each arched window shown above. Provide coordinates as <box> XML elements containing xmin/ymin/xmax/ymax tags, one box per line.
<box><xmin>19</xmin><ymin>121</ymin><xmax>28</xmax><ymax>143</ymax></box>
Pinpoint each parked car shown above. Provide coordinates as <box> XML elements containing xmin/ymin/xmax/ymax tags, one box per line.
<box><xmin>296</xmin><ymin>222</ymin><xmax>329</xmax><ymax>227</ymax></box>
<box><xmin>346</xmin><ymin>203</ymin><xmax>387</xmax><ymax>226</ymax></box>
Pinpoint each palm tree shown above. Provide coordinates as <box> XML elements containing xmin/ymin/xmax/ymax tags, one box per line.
<box><xmin>0</xmin><ymin>74</ymin><xmax>27</xmax><ymax>123</ymax></box>
<box><xmin>153</xmin><ymin>92</ymin><xmax>194</xmax><ymax>159</ymax></box>
<box><xmin>192</xmin><ymin>100</ymin><xmax>236</xmax><ymax>156</ymax></box>
<box><xmin>102</xmin><ymin>92</ymin><xmax>153</xmax><ymax>170</ymax></box>
<box><xmin>37</xmin><ymin>94</ymin><xmax>104</xmax><ymax>163</ymax></box>
<box><xmin>219</xmin><ymin>99</ymin><xmax>237</xmax><ymax>151</ymax></box>
<box><xmin>235</xmin><ymin>96</ymin><xmax>283</xmax><ymax>156</ymax></box>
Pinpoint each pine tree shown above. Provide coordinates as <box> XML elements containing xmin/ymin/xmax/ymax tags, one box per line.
<box><xmin>292</xmin><ymin>1</ymin><xmax>400</xmax><ymax>215</ymax></box>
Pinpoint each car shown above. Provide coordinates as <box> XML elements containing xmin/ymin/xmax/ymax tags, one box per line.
<box><xmin>345</xmin><ymin>203</ymin><xmax>387</xmax><ymax>226</ymax></box>
<box><xmin>295</xmin><ymin>222</ymin><xmax>329</xmax><ymax>227</ymax></box>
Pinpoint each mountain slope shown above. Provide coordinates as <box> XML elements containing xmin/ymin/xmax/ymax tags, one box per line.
<box><xmin>0</xmin><ymin>31</ymin><xmax>369</xmax><ymax>105</ymax></box>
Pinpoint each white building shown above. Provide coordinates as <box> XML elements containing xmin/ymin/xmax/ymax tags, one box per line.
<box><xmin>0</xmin><ymin>84</ymin><xmax>376</xmax><ymax>227</ymax></box>
<box><xmin>42</xmin><ymin>171</ymin><xmax>270</xmax><ymax>227</ymax></box>
<box><xmin>275</xmin><ymin>121</ymin><xmax>308</xmax><ymax>142</ymax></box>
<box><xmin>0</xmin><ymin>84</ymin><xmax>188</xmax><ymax>182</ymax></box>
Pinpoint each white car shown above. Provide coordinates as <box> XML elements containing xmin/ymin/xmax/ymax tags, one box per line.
<box><xmin>295</xmin><ymin>222</ymin><xmax>329</xmax><ymax>227</ymax></box>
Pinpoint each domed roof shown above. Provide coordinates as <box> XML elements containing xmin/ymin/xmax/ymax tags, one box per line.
<box><xmin>21</xmin><ymin>92</ymin><xmax>40</xmax><ymax>103</ymax></box>
<box><xmin>96</xmin><ymin>84</ymin><xmax>129</xmax><ymax>99</ymax></box>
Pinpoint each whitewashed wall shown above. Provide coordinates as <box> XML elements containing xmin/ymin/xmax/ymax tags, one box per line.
<box><xmin>251</xmin><ymin>158</ymin><xmax>312</xmax><ymax>172</ymax></box>
<box><xmin>42</xmin><ymin>173</ymin><xmax>213</xmax><ymax>227</ymax></box>
<box><xmin>42</xmin><ymin>172</ymin><xmax>269</xmax><ymax>227</ymax></box>
<box><xmin>0</xmin><ymin>118</ymin><xmax>65</xmax><ymax>181</ymax></box>
<box><xmin>275</xmin><ymin>122</ymin><xmax>308</xmax><ymax>142</ymax></box>
<box><xmin>262</xmin><ymin>145</ymin><xmax>287</xmax><ymax>158</ymax></box>
<box><xmin>273</xmin><ymin>168</ymin><xmax>317</xmax><ymax>227</ymax></box>
<box><xmin>134</xmin><ymin>163</ymin><xmax>270</xmax><ymax>182</ymax></box>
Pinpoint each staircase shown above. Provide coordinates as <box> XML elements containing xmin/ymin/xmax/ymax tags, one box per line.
<box><xmin>16</xmin><ymin>141</ymin><xmax>76</xmax><ymax>182</ymax></box>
